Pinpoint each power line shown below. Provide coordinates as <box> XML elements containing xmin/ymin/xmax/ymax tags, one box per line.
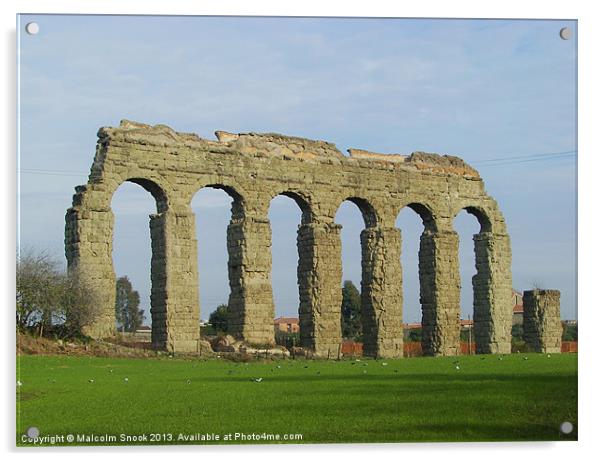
<box><xmin>475</xmin><ymin>153</ymin><xmax>575</xmax><ymax>167</ymax></box>
<box><xmin>18</xmin><ymin>168</ymin><xmax>88</xmax><ymax>177</ymax></box>
<box><xmin>469</xmin><ymin>150</ymin><xmax>576</xmax><ymax>164</ymax></box>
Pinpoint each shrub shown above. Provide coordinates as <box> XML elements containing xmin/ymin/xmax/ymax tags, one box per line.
<box><xmin>16</xmin><ymin>248</ymin><xmax>101</xmax><ymax>338</ymax></box>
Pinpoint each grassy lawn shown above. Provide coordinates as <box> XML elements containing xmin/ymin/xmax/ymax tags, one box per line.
<box><xmin>16</xmin><ymin>353</ymin><xmax>577</xmax><ymax>445</ymax></box>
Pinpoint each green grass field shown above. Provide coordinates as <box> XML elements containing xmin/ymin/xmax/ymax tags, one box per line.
<box><xmin>16</xmin><ymin>353</ymin><xmax>577</xmax><ymax>445</ymax></box>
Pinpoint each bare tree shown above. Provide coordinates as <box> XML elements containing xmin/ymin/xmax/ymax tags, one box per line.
<box><xmin>16</xmin><ymin>249</ymin><xmax>62</xmax><ymax>334</ymax></box>
<box><xmin>16</xmin><ymin>248</ymin><xmax>101</xmax><ymax>337</ymax></box>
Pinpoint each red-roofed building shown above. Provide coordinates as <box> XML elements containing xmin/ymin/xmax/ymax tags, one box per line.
<box><xmin>460</xmin><ymin>319</ymin><xmax>473</xmax><ymax>329</ymax></box>
<box><xmin>274</xmin><ymin>317</ymin><xmax>299</xmax><ymax>333</ymax></box>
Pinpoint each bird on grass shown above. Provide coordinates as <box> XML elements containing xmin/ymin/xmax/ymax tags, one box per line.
<box><xmin>251</xmin><ymin>377</ymin><xmax>263</xmax><ymax>383</ymax></box>
<box><xmin>381</xmin><ymin>363</ymin><xmax>388</xmax><ymax>366</ymax></box>
<box><xmin>88</xmin><ymin>379</ymin><xmax>94</xmax><ymax>383</ymax></box>
<box><xmin>124</xmin><ymin>377</ymin><xmax>129</xmax><ymax>383</ymax></box>
<box><xmin>186</xmin><ymin>379</ymin><xmax>191</xmax><ymax>385</ymax></box>
<box><xmin>455</xmin><ymin>365</ymin><xmax>460</xmax><ymax>370</ymax></box>
<box><xmin>17</xmin><ymin>380</ymin><xmax>22</xmax><ymax>387</ymax></box>
<box><xmin>523</xmin><ymin>356</ymin><xmax>529</xmax><ymax>361</ymax></box>
<box><xmin>547</xmin><ymin>354</ymin><xmax>551</xmax><ymax>358</ymax></box>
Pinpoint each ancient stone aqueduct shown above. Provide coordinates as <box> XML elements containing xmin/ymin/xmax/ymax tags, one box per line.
<box><xmin>65</xmin><ymin>120</ymin><xmax>514</xmax><ymax>358</ymax></box>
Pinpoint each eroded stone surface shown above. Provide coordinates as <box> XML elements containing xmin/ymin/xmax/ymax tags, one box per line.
<box><xmin>65</xmin><ymin>120</ymin><xmax>513</xmax><ymax>357</ymax></box>
<box><xmin>523</xmin><ymin>289</ymin><xmax>562</xmax><ymax>353</ymax></box>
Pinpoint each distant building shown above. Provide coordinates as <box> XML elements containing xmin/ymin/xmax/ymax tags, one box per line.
<box><xmin>512</xmin><ymin>289</ymin><xmax>524</xmax><ymax>325</ymax></box>
<box><xmin>460</xmin><ymin>319</ymin><xmax>473</xmax><ymax>329</ymax></box>
<box><xmin>402</xmin><ymin>322</ymin><xmax>421</xmax><ymax>340</ymax></box>
<box><xmin>274</xmin><ymin>317</ymin><xmax>299</xmax><ymax>333</ymax></box>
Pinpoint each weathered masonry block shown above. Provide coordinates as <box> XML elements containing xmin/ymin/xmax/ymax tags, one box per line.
<box><xmin>149</xmin><ymin>209</ymin><xmax>200</xmax><ymax>353</ymax></box>
<box><xmin>361</xmin><ymin>227</ymin><xmax>403</xmax><ymax>358</ymax></box>
<box><xmin>297</xmin><ymin>222</ymin><xmax>343</xmax><ymax>356</ymax></box>
<box><xmin>227</xmin><ymin>215</ymin><xmax>275</xmax><ymax>345</ymax></box>
<box><xmin>523</xmin><ymin>289</ymin><xmax>562</xmax><ymax>353</ymax></box>
<box><xmin>65</xmin><ymin>120</ymin><xmax>513</xmax><ymax>357</ymax></box>
<box><xmin>419</xmin><ymin>230</ymin><xmax>461</xmax><ymax>356</ymax></box>
<box><xmin>473</xmin><ymin>232</ymin><xmax>513</xmax><ymax>354</ymax></box>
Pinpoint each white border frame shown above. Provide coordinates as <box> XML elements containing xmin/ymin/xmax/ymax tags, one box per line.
<box><xmin>3</xmin><ymin>1</ymin><xmax>599</xmax><ymax>459</ymax></box>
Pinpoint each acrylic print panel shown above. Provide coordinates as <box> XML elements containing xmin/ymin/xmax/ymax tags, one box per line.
<box><xmin>16</xmin><ymin>15</ymin><xmax>577</xmax><ymax>446</ymax></box>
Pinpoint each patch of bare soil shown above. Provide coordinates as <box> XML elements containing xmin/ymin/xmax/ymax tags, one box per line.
<box><xmin>16</xmin><ymin>333</ymin><xmax>159</xmax><ymax>359</ymax></box>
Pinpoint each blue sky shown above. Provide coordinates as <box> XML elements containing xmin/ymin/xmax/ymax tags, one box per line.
<box><xmin>18</xmin><ymin>15</ymin><xmax>577</xmax><ymax>323</ymax></box>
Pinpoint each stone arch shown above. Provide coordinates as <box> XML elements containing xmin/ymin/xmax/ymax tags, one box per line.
<box><xmin>335</xmin><ymin>195</ymin><xmax>401</xmax><ymax>357</ymax></box>
<box><xmin>462</xmin><ymin>205</ymin><xmax>493</xmax><ymax>233</ymax></box>
<box><xmin>277</xmin><ymin>190</ymin><xmax>314</xmax><ymax>225</ymax></box>
<box><xmin>453</xmin><ymin>204</ymin><xmax>512</xmax><ymax>354</ymax></box>
<box><xmin>124</xmin><ymin>178</ymin><xmax>169</xmax><ymax>213</ymax></box>
<box><xmin>67</xmin><ymin>175</ymin><xmax>179</xmax><ymax>348</ymax></box>
<box><xmin>393</xmin><ymin>200</ymin><xmax>462</xmax><ymax>356</ymax></box>
<box><xmin>396</xmin><ymin>202</ymin><xmax>436</xmax><ymax>352</ymax></box>
<box><xmin>399</xmin><ymin>202</ymin><xmax>437</xmax><ymax>232</ymax></box>
<box><xmin>344</xmin><ymin>196</ymin><xmax>379</xmax><ymax>228</ymax></box>
<box><xmin>101</xmin><ymin>170</ymin><xmax>176</xmax><ymax>212</ymax></box>
<box><xmin>186</xmin><ymin>178</ymin><xmax>247</xmax><ymax>218</ymax></box>
<box><xmin>110</xmin><ymin>179</ymin><xmax>165</xmax><ymax>341</ymax></box>
<box><xmin>190</xmin><ymin>183</ymin><xmax>247</xmax><ymax>341</ymax></box>
<box><xmin>267</xmin><ymin>190</ymin><xmax>313</xmax><ymax>346</ymax></box>
<box><xmin>67</xmin><ymin>121</ymin><xmax>513</xmax><ymax>357</ymax></box>
<box><xmin>188</xmin><ymin>181</ymin><xmax>275</xmax><ymax>345</ymax></box>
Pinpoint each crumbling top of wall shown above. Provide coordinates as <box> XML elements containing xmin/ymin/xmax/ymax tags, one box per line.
<box><xmin>98</xmin><ymin>120</ymin><xmax>480</xmax><ymax>179</ymax></box>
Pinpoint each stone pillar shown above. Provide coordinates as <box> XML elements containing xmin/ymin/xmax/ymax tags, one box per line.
<box><xmin>473</xmin><ymin>232</ymin><xmax>513</xmax><ymax>354</ymax></box>
<box><xmin>419</xmin><ymin>230</ymin><xmax>461</xmax><ymax>356</ymax></box>
<box><xmin>149</xmin><ymin>209</ymin><xmax>200</xmax><ymax>353</ymax></box>
<box><xmin>297</xmin><ymin>222</ymin><xmax>342</xmax><ymax>356</ymax></box>
<box><xmin>226</xmin><ymin>216</ymin><xmax>275</xmax><ymax>345</ymax></box>
<box><xmin>360</xmin><ymin>227</ymin><xmax>403</xmax><ymax>358</ymax></box>
<box><xmin>65</xmin><ymin>195</ymin><xmax>116</xmax><ymax>339</ymax></box>
<box><xmin>523</xmin><ymin>289</ymin><xmax>562</xmax><ymax>353</ymax></box>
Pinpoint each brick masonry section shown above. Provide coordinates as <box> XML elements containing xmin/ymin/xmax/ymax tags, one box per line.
<box><xmin>65</xmin><ymin>120</ymin><xmax>514</xmax><ymax>357</ymax></box>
